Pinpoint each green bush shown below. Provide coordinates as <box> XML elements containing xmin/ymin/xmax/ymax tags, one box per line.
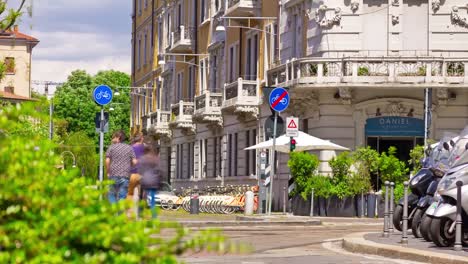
<box><xmin>288</xmin><ymin>152</ymin><xmax>319</xmax><ymax>199</ymax></box>
<box><xmin>408</xmin><ymin>144</ymin><xmax>424</xmax><ymax>174</ymax></box>
<box><xmin>379</xmin><ymin>146</ymin><xmax>409</xmax><ymax>185</ymax></box>
<box><xmin>328</xmin><ymin>152</ymin><xmax>353</xmax><ymax>198</ymax></box>
<box><xmin>0</xmin><ymin>104</ymin><xmax>230</xmax><ymax>263</ymax></box>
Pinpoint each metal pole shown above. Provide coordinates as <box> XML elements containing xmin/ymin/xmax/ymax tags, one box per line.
<box><xmin>310</xmin><ymin>188</ymin><xmax>315</xmax><ymax>217</ymax></box>
<box><xmin>98</xmin><ymin>107</ymin><xmax>105</xmax><ymax>191</ymax></box>
<box><xmin>454</xmin><ymin>181</ymin><xmax>463</xmax><ymax>251</ymax></box>
<box><xmin>401</xmin><ymin>181</ymin><xmax>409</xmax><ymax>245</ymax></box>
<box><xmin>389</xmin><ymin>182</ymin><xmax>395</xmax><ymax>233</ymax></box>
<box><xmin>383</xmin><ymin>181</ymin><xmax>390</xmax><ymax>238</ymax></box>
<box><xmin>268</xmin><ymin>111</ymin><xmax>278</xmax><ymax>216</ymax></box>
<box><xmin>424</xmin><ymin>88</ymin><xmax>428</xmax><ymax>149</ymax></box>
<box><xmin>283</xmin><ymin>186</ymin><xmax>286</xmax><ymax>215</ymax></box>
<box><xmin>361</xmin><ymin>191</ymin><xmax>365</xmax><ymax>218</ymax></box>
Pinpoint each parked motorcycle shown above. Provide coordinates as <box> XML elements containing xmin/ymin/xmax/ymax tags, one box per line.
<box><xmin>392</xmin><ymin>137</ymin><xmax>451</xmax><ymax>232</ymax></box>
<box><xmin>428</xmin><ymin>128</ymin><xmax>468</xmax><ymax>247</ymax></box>
<box><xmin>411</xmin><ymin>136</ymin><xmax>453</xmax><ymax>238</ymax></box>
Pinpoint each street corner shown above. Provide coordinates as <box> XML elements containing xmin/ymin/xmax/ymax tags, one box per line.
<box><xmin>342</xmin><ymin>232</ymin><xmax>468</xmax><ymax>264</ymax></box>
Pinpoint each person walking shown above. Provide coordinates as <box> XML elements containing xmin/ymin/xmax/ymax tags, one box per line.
<box><xmin>106</xmin><ymin>130</ymin><xmax>137</xmax><ymax>204</ymax></box>
<box><xmin>127</xmin><ymin>132</ymin><xmax>145</xmax><ymax>201</ymax></box>
<box><xmin>138</xmin><ymin>145</ymin><xmax>161</xmax><ymax>219</ymax></box>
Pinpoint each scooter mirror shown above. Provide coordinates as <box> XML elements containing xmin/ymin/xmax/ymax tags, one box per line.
<box><xmin>450</xmin><ymin>140</ymin><xmax>456</xmax><ymax>147</ymax></box>
<box><xmin>443</xmin><ymin>142</ymin><xmax>450</xmax><ymax>151</ymax></box>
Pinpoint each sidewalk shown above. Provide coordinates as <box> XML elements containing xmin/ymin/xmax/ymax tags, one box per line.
<box><xmin>343</xmin><ymin>231</ymin><xmax>468</xmax><ymax>264</ymax></box>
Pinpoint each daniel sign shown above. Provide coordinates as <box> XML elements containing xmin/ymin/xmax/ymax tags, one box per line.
<box><xmin>286</xmin><ymin>117</ymin><xmax>299</xmax><ymax>137</ymax></box>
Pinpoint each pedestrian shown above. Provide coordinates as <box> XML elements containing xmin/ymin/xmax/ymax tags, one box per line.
<box><xmin>127</xmin><ymin>132</ymin><xmax>145</xmax><ymax>201</ymax></box>
<box><xmin>138</xmin><ymin>144</ymin><xmax>161</xmax><ymax>219</ymax></box>
<box><xmin>105</xmin><ymin>130</ymin><xmax>137</xmax><ymax>204</ymax></box>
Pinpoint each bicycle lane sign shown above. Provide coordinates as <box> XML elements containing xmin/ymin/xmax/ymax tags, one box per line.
<box><xmin>93</xmin><ymin>85</ymin><xmax>113</xmax><ymax>106</ymax></box>
<box><xmin>269</xmin><ymin>87</ymin><xmax>289</xmax><ymax>112</ymax></box>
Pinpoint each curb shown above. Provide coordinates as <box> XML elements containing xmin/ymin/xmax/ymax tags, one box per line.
<box><xmin>342</xmin><ymin>232</ymin><xmax>468</xmax><ymax>264</ymax></box>
<box><xmin>177</xmin><ymin>219</ymin><xmax>322</xmax><ymax>227</ymax></box>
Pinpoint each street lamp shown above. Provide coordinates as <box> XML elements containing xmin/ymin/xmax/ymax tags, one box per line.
<box><xmin>215</xmin><ymin>16</ymin><xmax>278</xmax><ymax>34</ymax></box>
<box><xmin>157</xmin><ymin>52</ymin><xmax>210</xmax><ymax>66</ymax></box>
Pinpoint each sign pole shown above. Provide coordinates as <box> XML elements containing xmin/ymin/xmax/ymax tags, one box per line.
<box><xmin>99</xmin><ymin>106</ymin><xmax>105</xmax><ymax>185</ymax></box>
<box><xmin>268</xmin><ymin>111</ymin><xmax>278</xmax><ymax>216</ymax></box>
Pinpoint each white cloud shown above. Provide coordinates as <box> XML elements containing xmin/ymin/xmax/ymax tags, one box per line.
<box><xmin>32</xmin><ymin>55</ymin><xmax>131</xmax><ymax>83</ymax></box>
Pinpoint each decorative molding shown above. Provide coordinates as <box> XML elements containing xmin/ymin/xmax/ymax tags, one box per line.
<box><xmin>386</xmin><ymin>101</ymin><xmax>407</xmax><ymax>116</ymax></box>
<box><xmin>437</xmin><ymin>88</ymin><xmax>448</xmax><ymax>105</ymax></box>
<box><xmin>451</xmin><ymin>6</ymin><xmax>468</xmax><ymax>28</ymax></box>
<box><xmin>350</xmin><ymin>0</ymin><xmax>359</xmax><ymax>12</ymax></box>
<box><xmin>288</xmin><ymin>91</ymin><xmax>319</xmax><ymax>117</ymax></box>
<box><xmin>432</xmin><ymin>0</ymin><xmax>441</xmax><ymax>13</ymax></box>
<box><xmin>338</xmin><ymin>87</ymin><xmax>352</xmax><ymax>105</ymax></box>
<box><xmin>392</xmin><ymin>15</ymin><xmax>399</xmax><ymax>25</ymax></box>
<box><xmin>307</xmin><ymin>5</ymin><xmax>342</xmax><ymax>28</ymax></box>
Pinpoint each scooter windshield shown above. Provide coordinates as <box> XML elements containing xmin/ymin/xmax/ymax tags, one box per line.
<box><xmin>447</xmin><ymin>126</ymin><xmax>468</xmax><ymax>168</ymax></box>
<box><xmin>431</xmin><ymin>133</ymin><xmax>457</xmax><ymax>172</ymax></box>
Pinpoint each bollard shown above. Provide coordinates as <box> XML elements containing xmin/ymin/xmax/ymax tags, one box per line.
<box><xmin>244</xmin><ymin>191</ymin><xmax>254</xmax><ymax>216</ymax></box>
<box><xmin>383</xmin><ymin>181</ymin><xmax>390</xmax><ymax>238</ymax></box>
<box><xmin>310</xmin><ymin>188</ymin><xmax>315</xmax><ymax>217</ymax></box>
<box><xmin>133</xmin><ymin>187</ymin><xmax>139</xmax><ymax>221</ymax></box>
<box><xmin>389</xmin><ymin>182</ymin><xmax>395</xmax><ymax>233</ymax></box>
<box><xmin>283</xmin><ymin>187</ymin><xmax>287</xmax><ymax>215</ymax></box>
<box><xmin>190</xmin><ymin>194</ymin><xmax>199</xmax><ymax>215</ymax></box>
<box><xmin>361</xmin><ymin>191</ymin><xmax>365</xmax><ymax>218</ymax></box>
<box><xmin>454</xmin><ymin>181</ymin><xmax>463</xmax><ymax>251</ymax></box>
<box><xmin>401</xmin><ymin>181</ymin><xmax>409</xmax><ymax>245</ymax></box>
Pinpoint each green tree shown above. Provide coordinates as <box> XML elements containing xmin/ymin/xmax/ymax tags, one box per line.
<box><xmin>328</xmin><ymin>152</ymin><xmax>353</xmax><ymax>198</ymax></box>
<box><xmin>53</xmin><ymin>70</ymin><xmax>131</xmax><ymax>147</ymax></box>
<box><xmin>0</xmin><ymin>103</ymin><xmax>234</xmax><ymax>263</ymax></box>
<box><xmin>60</xmin><ymin>131</ymin><xmax>98</xmax><ymax>179</ymax></box>
<box><xmin>288</xmin><ymin>152</ymin><xmax>320</xmax><ymax>199</ymax></box>
<box><xmin>378</xmin><ymin>146</ymin><xmax>409</xmax><ymax>184</ymax></box>
<box><xmin>408</xmin><ymin>144</ymin><xmax>425</xmax><ymax>174</ymax></box>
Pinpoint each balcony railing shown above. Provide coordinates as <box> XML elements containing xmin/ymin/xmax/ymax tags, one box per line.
<box><xmin>225</xmin><ymin>0</ymin><xmax>257</xmax><ymax>17</ymax></box>
<box><xmin>222</xmin><ymin>78</ymin><xmax>260</xmax><ymax>115</ymax></box>
<box><xmin>148</xmin><ymin>110</ymin><xmax>171</xmax><ymax>138</ymax></box>
<box><xmin>194</xmin><ymin>90</ymin><xmax>223</xmax><ymax>124</ymax></box>
<box><xmin>267</xmin><ymin>57</ymin><xmax>468</xmax><ymax>88</ymax></box>
<box><xmin>170</xmin><ymin>25</ymin><xmax>195</xmax><ymax>53</ymax></box>
<box><xmin>169</xmin><ymin>100</ymin><xmax>195</xmax><ymax>131</ymax></box>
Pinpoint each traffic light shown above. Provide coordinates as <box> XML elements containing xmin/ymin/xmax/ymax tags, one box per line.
<box><xmin>290</xmin><ymin>137</ymin><xmax>296</xmax><ymax>152</ymax></box>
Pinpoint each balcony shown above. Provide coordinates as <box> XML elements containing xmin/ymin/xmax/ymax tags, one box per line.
<box><xmin>148</xmin><ymin>110</ymin><xmax>171</xmax><ymax>139</ymax></box>
<box><xmin>169</xmin><ymin>100</ymin><xmax>195</xmax><ymax>134</ymax></box>
<box><xmin>170</xmin><ymin>25</ymin><xmax>195</xmax><ymax>53</ymax></box>
<box><xmin>193</xmin><ymin>90</ymin><xmax>223</xmax><ymax>127</ymax></box>
<box><xmin>267</xmin><ymin>57</ymin><xmax>468</xmax><ymax>89</ymax></box>
<box><xmin>225</xmin><ymin>0</ymin><xmax>258</xmax><ymax>17</ymax></box>
<box><xmin>222</xmin><ymin>77</ymin><xmax>260</xmax><ymax>120</ymax></box>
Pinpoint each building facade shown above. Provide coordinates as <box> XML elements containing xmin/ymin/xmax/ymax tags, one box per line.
<box><xmin>0</xmin><ymin>26</ymin><xmax>39</xmax><ymax>103</ymax></box>
<box><xmin>131</xmin><ymin>0</ymin><xmax>468</xmax><ymax>210</ymax></box>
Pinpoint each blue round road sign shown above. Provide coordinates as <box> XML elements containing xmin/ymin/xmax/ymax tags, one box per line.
<box><xmin>269</xmin><ymin>87</ymin><xmax>289</xmax><ymax>112</ymax></box>
<box><xmin>93</xmin><ymin>85</ymin><xmax>113</xmax><ymax>105</ymax></box>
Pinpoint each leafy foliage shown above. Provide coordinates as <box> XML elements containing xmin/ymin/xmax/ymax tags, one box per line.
<box><xmin>60</xmin><ymin>131</ymin><xmax>98</xmax><ymax>179</ymax></box>
<box><xmin>287</xmin><ymin>152</ymin><xmax>319</xmax><ymax>198</ymax></box>
<box><xmin>53</xmin><ymin>70</ymin><xmax>131</xmax><ymax>147</ymax></box>
<box><xmin>378</xmin><ymin>146</ymin><xmax>409</xmax><ymax>184</ymax></box>
<box><xmin>0</xmin><ymin>103</ymin><xmax>232</xmax><ymax>263</ymax></box>
<box><xmin>408</xmin><ymin>144</ymin><xmax>425</xmax><ymax>174</ymax></box>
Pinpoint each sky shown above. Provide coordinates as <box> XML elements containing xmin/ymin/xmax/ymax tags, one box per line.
<box><xmin>21</xmin><ymin>0</ymin><xmax>132</xmax><ymax>93</ymax></box>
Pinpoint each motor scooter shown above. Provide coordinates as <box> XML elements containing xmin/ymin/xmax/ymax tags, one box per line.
<box><xmin>392</xmin><ymin>136</ymin><xmax>452</xmax><ymax>232</ymax></box>
<box><xmin>428</xmin><ymin>129</ymin><xmax>468</xmax><ymax>247</ymax></box>
<box><xmin>411</xmin><ymin>136</ymin><xmax>453</xmax><ymax>238</ymax></box>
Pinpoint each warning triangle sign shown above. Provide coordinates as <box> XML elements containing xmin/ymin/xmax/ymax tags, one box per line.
<box><xmin>287</xmin><ymin>119</ymin><xmax>297</xmax><ymax>129</ymax></box>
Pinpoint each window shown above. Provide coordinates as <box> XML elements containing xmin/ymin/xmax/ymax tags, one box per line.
<box><xmin>144</xmin><ymin>0</ymin><xmax>148</xmax><ymax>9</ymax></box>
<box><xmin>188</xmin><ymin>65</ymin><xmax>195</xmax><ymax>100</ymax></box>
<box><xmin>138</xmin><ymin>38</ymin><xmax>141</xmax><ymax>69</ymax></box>
<box><xmin>246</xmin><ymin>33</ymin><xmax>258</xmax><ymax>80</ymax></box>
<box><xmin>204</xmin><ymin>139</ymin><xmax>208</xmax><ymax>178</ymax></box>
<box><xmin>218</xmin><ymin>136</ymin><xmax>222</xmax><ymax>177</ymax></box>
<box><xmin>199</xmin><ymin>58</ymin><xmax>209</xmax><ymax>93</ymax></box>
<box><xmin>301</xmin><ymin>119</ymin><xmax>309</xmax><ymax>133</ymax></box>
<box><xmin>210</xmin><ymin>55</ymin><xmax>217</xmax><ymax>92</ymax></box>
<box><xmin>177</xmin><ymin>3</ymin><xmax>182</xmax><ymax>28</ymax></box>
<box><xmin>142</xmin><ymin>90</ymin><xmax>146</xmax><ymax>115</ymax></box>
<box><xmin>156</xmin><ymin>80</ymin><xmax>161</xmax><ymax>110</ymax></box>
<box><xmin>177</xmin><ymin>145</ymin><xmax>181</xmax><ymax>179</ymax></box>
<box><xmin>176</xmin><ymin>72</ymin><xmax>183</xmax><ymax>102</ymax></box>
<box><xmin>144</xmin><ymin>34</ymin><xmax>147</xmax><ymax>65</ymax></box>
<box><xmin>190</xmin><ymin>142</ymin><xmax>195</xmax><ymax>179</ymax></box>
<box><xmin>5</xmin><ymin>57</ymin><xmax>14</xmax><ymax>74</ymax></box>
<box><xmin>158</xmin><ymin>21</ymin><xmax>163</xmax><ymax>54</ymax></box>
<box><xmin>138</xmin><ymin>0</ymin><xmax>142</xmax><ymax>15</ymax></box>
<box><xmin>250</xmin><ymin>129</ymin><xmax>256</xmax><ymax>176</ymax></box>
<box><xmin>166</xmin><ymin>14</ymin><xmax>171</xmax><ymax>49</ymax></box>
<box><xmin>234</xmin><ymin>133</ymin><xmax>238</xmax><ymax>176</ymax></box>
<box><xmin>200</xmin><ymin>0</ymin><xmax>209</xmax><ymax>22</ymax></box>
<box><xmin>148</xmin><ymin>82</ymin><xmax>153</xmax><ymax>112</ymax></box>
<box><xmin>228</xmin><ymin>134</ymin><xmax>232</xmax><ymax>176</ymax></box>
<box><xmin>186</xmin><ymin>143</ymin><xmax>190</xmax><ymax>179</ymax></box>
<box><xmin>228</xmin><ymin>43</ymin><xmax>239</xmax><ymax>83</ymax></box>
<box><xmin>213</xmin><ymin>137</ymin><xmax>217</xmax><ymax>178</ymax></box>
<box><xmin>4</xmin><ymin>86</ymin><xmax>13</xmax><ymax>93</ymax></box>
<box><xmin>246</xmin><ymin>130</ymin><xmax>250</xmax><ymax>176</ymax></box>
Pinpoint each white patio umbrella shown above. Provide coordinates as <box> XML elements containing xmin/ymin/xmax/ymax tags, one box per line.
<box><xmin>244</xmin><ymin>131</ymin><xmax>349</xmax><ymax>153</ymax></box>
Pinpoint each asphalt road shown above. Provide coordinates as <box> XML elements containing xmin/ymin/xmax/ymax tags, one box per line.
<box><xmin>180</xmin><ymin>220</ymin><xmax>425</xmax><ymax>264</ymax></box>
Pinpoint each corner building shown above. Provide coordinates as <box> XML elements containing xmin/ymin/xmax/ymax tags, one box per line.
<box><xmin>131</xmin><ymin>0</ymin><xmax>468</xmax><ymax>210</ymax></box>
